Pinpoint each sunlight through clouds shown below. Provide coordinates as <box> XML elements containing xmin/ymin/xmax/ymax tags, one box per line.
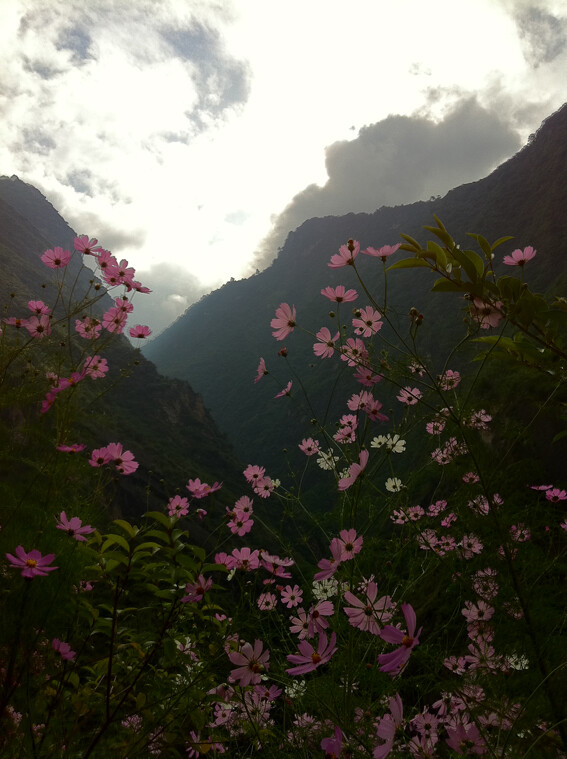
<box><xmin>1</xmin><ymin>0</ymin><xmax>566</xmax><ymax>334</ymax></box>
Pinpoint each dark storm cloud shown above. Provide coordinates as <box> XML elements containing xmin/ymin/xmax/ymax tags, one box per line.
<box><xmin>515</xmin><ymin>6</ymin><xmax>567</xmax><ymax>66</ymax></box>
<box><xmin>251</xmin><ymin>98</ymin><xmax>522</xmax><ymax>271</ymax></box>
<box><xmin>55</xmin><ymin>25</ymin><xmax>93</xmax><ymax>64</ymax></box>
<box><xmin>66</xmin><ymin>169</ymin><xmax>95</xmax><ymax>197</ymax></box>
<box><xmin>21</xmin><ymin>128</ymin><xmax>57</xmax><ymax>156</ymax></box>
<box><xmin>160</xmin><ymin>21</ymin><xmax>250</xmax><ymax>122</ymax></box>
<box><xmin>127</xmin><ymin>262</ymin><xmax>208</xmax><ymax>337</ymax></box>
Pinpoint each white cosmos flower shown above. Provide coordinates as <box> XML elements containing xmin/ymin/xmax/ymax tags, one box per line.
<box><xmin>371</xmin><ymin>434</ymin><xmax>406</xmax><ymax>453</ymax></box>
<box><xmin>317</xmin><ymin>448</ymin><xmax>339</xmax><ymax>470</ymax></box>
<box><xmin>385</xmin><ymin>477</ymin><xmax>403</xmax><ymax>493</ymax></box>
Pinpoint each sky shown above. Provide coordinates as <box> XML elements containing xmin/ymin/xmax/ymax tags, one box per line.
<box><xmin>1</xmin><ymin>0</ymin><xmax>567</xmax><ymax>336</ymax></box>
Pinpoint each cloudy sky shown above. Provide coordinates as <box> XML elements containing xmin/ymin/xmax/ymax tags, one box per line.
<box><xmin>1</xmin><ymin>0</ymin><xmax>566</xmax><ymax>335</ymax></box>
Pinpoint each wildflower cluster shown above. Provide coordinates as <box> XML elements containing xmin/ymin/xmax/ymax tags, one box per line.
<box><xmin>1</xmin><ymin>218</ymin><xmax>566</xmax><ymax>757</ymax></box>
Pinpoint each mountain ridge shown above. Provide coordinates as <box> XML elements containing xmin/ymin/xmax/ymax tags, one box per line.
<box><xmin>144</xmin><ymin>102</ymin><xmax>567</xmax><ymax>470</ymax></box>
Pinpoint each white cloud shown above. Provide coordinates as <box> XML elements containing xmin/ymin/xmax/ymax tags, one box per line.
<box><xmin>1</xmin><ymin>0</ymin><xmax>566</xmax><ymax>331</ymax></box>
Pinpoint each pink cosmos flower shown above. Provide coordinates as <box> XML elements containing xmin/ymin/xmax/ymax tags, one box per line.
<box><xmin>41</xmin><ymin>247</ymin><xmax>71</xmax><ymax>268</ymax></box>
<box><xmin>445</xmin><ymin>720</ymin><xmax>486</xmax><ymax>755</ymax></box>
<box><xmin>129</xmin><ymin>279</ymin><xmax>151</xmax><ymax>294</ymax></box>
<box><xmin>353</xmin><ymin>364</ymin><xmax>382</xmax><ymax>386</ymax></box>
<box><xmin>106</xmin><ymin>442</ymin><xmax>139</xmax><ymax>475</ymax></box>
<box><xmin>397</xmin><ymin>386</ymin><xmax>422</xmax><ymax>405</ymax></box>
<box><xmin>545</xmin><ymin>487</ymin><xmax>567</xmax><ymax>502</ymax></box>
<box><xmin>257</xmin><ymin>592</ymin><xmax>278</xmax><ymax>611</ymax></box>
<box><xmin>289</xmin><ymin>608</ymin><xmax>311</xmax><ymax>639</ymax></box>
<box><xmin>439</xmin><ymin>369</ymin><xmax>461</xmax><ymax>390</ymax></box>
<box><xmin>168</xmin><ymin>495</ymin><xmax>190</xmax><ymax>517</ymax></box>
<box><xmin>74</xmin><ymin>235</ymin><xmax>103</xmax><ymax>255</ymax></box>
<box><xmin>280</xmin><ymin>584</ymin><xmax>303</xmax><ymax>608</ymax></box>
<box><xmin>340</xmin><ymin>337</ymin><xmax>368</xmax><ymax>366</ymax></box>
<box><xmin>469</xmin><ymin>297</ymin><xmax>504</xmax><ymax>329</ymax></box>
<box><xmin>114</xmin><ymin>296</ymin><xmax>134</xmax><ymax>314</ymax></box>
<box><xmin>186</xmin><ymin>478</ymin><xmax>222</xmax><ymax>498</ymax></box>
<box><xmin>373</xmin><ymin>694</ymin><xmax>403</xmax><ymax>759</ymax></box>
<box><xmin>83</xmin><ymin>355</ymin><xmax>109</xmax><ymax>379</ymax></box>
<box><xmin>181</xmin><ymin>574</ymin><xmax>213</xmax><ymax>603</ymax></box>
<box><xmin>314</xmin><ymin>537</ymin><xmax>343</xmax><ymax>581</ymax></box>
<box><xmin>321</xmin><ymin>727</ymin><xmax>343</xmax><ymax>757</ymax></box>
<box><xmin>253</xmin><ymin>476</ymin><xmax>275</xmax><ymax>498</ymax></box>
<box><xmin>328</xmin><ymin>239</ymin><xmax>360</xmax><ymax>268</ymax></box>
<box><xmin>243</xmin><ymin>464</ymin><xmax>265</xmax><ymax>483</ymax></box>
<box><xmin>286</xmin><ymin>631</ymin><xmax>337</xmax><ymax>675</ymax></box>
<box><xmin>337</xmin><ymin>528</ymin><xmax>363</xmax><ymax>560</ymax></box>
<box><xmin>352</xmin><ymin>306</ymin><xmax>383</xmax><ymax>337</ymax></box>
<box><xmin>102</xmin><ymin>307</ymin><xmax>128</xmax><ymax>334</ymax></box>
<box><xmin>298</xmin><ymin>437</ymin><xmax>320</xmax><ymax>456</ymax></box>
<box><xmin>313</xmin><ymin>327</ymin><xmax>340</xmax><ymax>359</ymax></box>
<box><xmin>52</xmin><ymin>638</ymin><xmax>76</xmax><ymax>661</ymax></box>
<box><xmin>363</xmin><ymin>243</ymin><xmax>401</xmax><ymax>260</ymax></box>
<box><xmin>228</xmin><ymin>639</ymin><xmax>270</xmax><ymax>686</ymax></box>
<box><xmin>462</xmin><ymin>600</ymin><xmax>494</xmax><ymax>623</ymax></box>
<box><xmin>27</xmin><ymin>300</ymin><xmax>51</xmax><ymax>315</ymax></box>
<box><xmin>112</xmin><ymin>259</ymin><xmax>136</xmax><ymax>287</ymax></box>
<box><xmin>338</xmin><ymin>449</ymin><xmax>369</xmax><ymax>491</ymax></box>
<box><xmin>75</xmin><ymin>317</ymin><xmax>102</xmax><ymax>340</ymax></box>
<box><xmin>254</xmin><ymin>357</ymin><xmax>268</xmax><ymax>383</ymax></box>
<box><xmin>89</xmin><ymin>446</ymin><xmax>113</xmax><ymax>468</ymax></box>
<box><xmin>6</xmin><ymin>546</ymin><xmax>58</xmax><ymax>578</ymax></box>
<box><xmin>378</xmin><ymin>603</ymin><xmax>421</xmax><ymax>676</ymax></box>
<box><xmin>56</xmin><ymin>511</ymin><xmax>95</xmax><ymax>542</ymax></box>
<box><xmin>426</xmin><ymin>419</ymin><xmax>446</xmax><ymax>435</ymax></box>
<box><xmin>271</xmin><ymin>303</ymin><xmax>296</xmax><ymax>340</ymax></box>
<box><xmin>23</xmin><ymin>314</ymin><xmax>51</xmax><ymax>338</ymax></box>
<box><xmin>308</xmin><ymin>599</ymin><xmax>334</xmax><ymax>636</ymax></box>
<box><xmin>275</xmin><ymin>380</ymin><xmax>292</xmax><ymax>398</ymax></box>
<box><xmin>129</xmin><ymin>324</ymin><xmax>152</xmax><ymax>339</ymax></box>
<box><xmin>227</xmin><ymin>512</ymin><xmax>254</xmax><ymax>536</ymax></box>
<box><xmin>463</xmin><ymin>471</ymin><xmax>480</xmax><ymax>484</ymax></box>
<box><xmin>261</xmin><ymin>552</ymin><xmax>294</xmax><ymax>579</ymax></box>
<box><xmin>3</xmin><ymin>317</ymin><xmax>24</xmax><ymax>329</ymax></box>
<box><xmin>320</xmin><ymin>285</ymin><xmax>358</xmax><ymax>302</ymax></box>
<box><xmin>231</xmin><ymin>547</ymin><xmax>260</xmax><ymax>571</ymax></box>
<box><xmin>503</xmin><ymin>246</ymin><xmax>536</xmax><ymax>266</ymax></box>
<box><xmin>344</xmin><ymin>583</ymin><xmax>394</xmax><ymax>635</ymax></box>
<box><xmin>233</xmin><ymin>495</ymin><xmax>254</xmax><ymax>515</ymax></box>
<box><xmin>56</xmin><ymin>443</ymin><xmax>86</xmax><ymax>453</ymax></box>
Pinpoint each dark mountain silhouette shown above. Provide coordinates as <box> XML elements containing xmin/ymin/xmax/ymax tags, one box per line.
<box><xmin>144</xmin><ymin>104</ymin><xmax>567</xmax><ymax>473</ymax></box>
<box><xmin>0</xmin><ymin>175</ymin><xmax>243</xmax><ymax>522</ymax></box>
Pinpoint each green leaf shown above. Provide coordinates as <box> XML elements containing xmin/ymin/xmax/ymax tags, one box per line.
<box><xmin>145</xmin><ymin>511</ymin><xmax>173</xmax><ymax>528</ymax></box>
<box><xmin>426</xmin><ymin>240</ymin><xmax>447</xmax><ymax>269</ymax></box>
<box><xmin>144</xmin><ymin>529</ymin><xmax>171</xmax><ymax>544</ymax></box>
<box><xmin>202</xmin><ymin>562</ymin><xmax>228</xmax><ymax>573</ymax></box>
<box><xmin>134</xmin><ymin>541</ymin><xmax>162</xmax><ymax>554</ymax></box>
<box><xmin>399</xmin><ymin>233</ymin><xmax>422</xmax><ymax>252</ymax></box>
<box><xmin>491</xmin><ymin>235</ymin><xmax>514</xmax><ymax>251</ymax></box>
<box><xmin>466</xmin><ymin>233</ymin><xmax>492</xmax><ymax>260</ymax></box>
<box><xmin>112</xmin><ymin>519</ymin><xmax>138</xmax><ymax>538</ymax></box>
<box><xmin>67</xmin><ymin>672</ymin><xmax>80</xmax><ymax>689</ymax></box>
<box><xmin>423</xmin><ymin>224</ymin><xmax>453</xmax><ymax>248</ymax></box>
<box><xmin>431</xmin><ymin>277</ymin><xmax>466</xmax><ymax>293</ymax></box>
<box><xmin>497</xmin><ymin>275</ymin><xmax>522</xmax><ymax>303</ymax></box>
<box><xmin>453</xmin><ymin>248</ymin><xmax>485</xmax><ymax>283</ymax></box>
<box><xmin>387</xmin><ymin>257</ymin><xmax>430</xmax><ymax>271</ymax></box>
<box><xmin>552</xmin><ymin>429</ymin><xmax>567</xmax><ymax>443</ymax></box>
<box><xmin>101</xmin><ymin>535</ymin><xmax>130</xmax><ymax>553</ymax></box>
